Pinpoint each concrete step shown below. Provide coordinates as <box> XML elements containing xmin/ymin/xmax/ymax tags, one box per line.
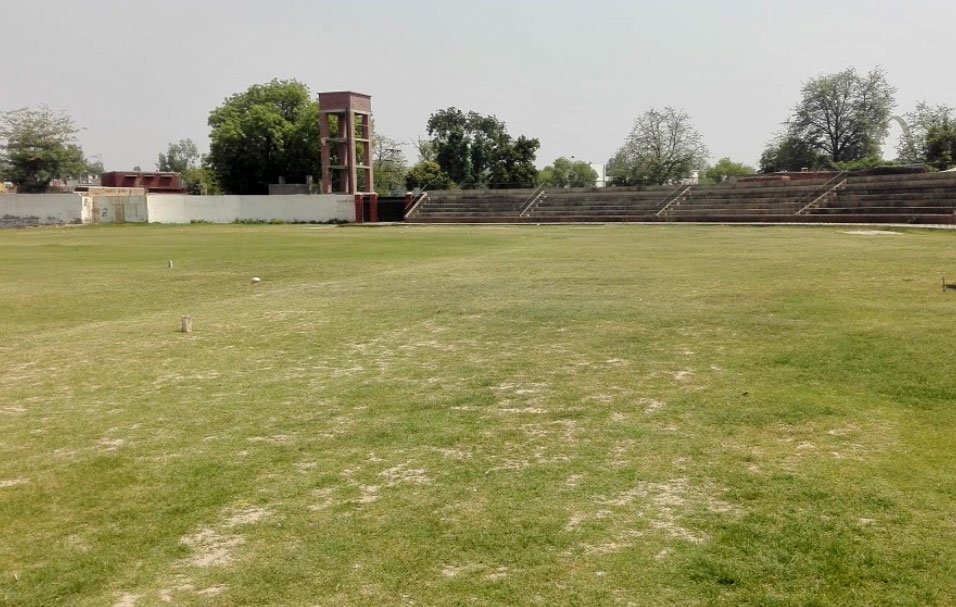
<box><xmin>676</xmin><ymin>200</ymin><xmax>803</xmax><ymax>210</ymax></box>
<box><xmin>808</xmin><ymin>207</ymin><xmax>956</xmax><ymax>215</ymax></box>
<box><xmin>671</xmin><ymin>209</ymin><xmax>800</xmax><ymax>214</ymax></box>
<box><xmin>531</xmin><ymin>205</ymin><xmax>664</xmax><ymax>212</ymax></box>
<box><xmin>817</xmin><ymin>199</ymin><xmax>956</xmax><ymax>209</ymax></box>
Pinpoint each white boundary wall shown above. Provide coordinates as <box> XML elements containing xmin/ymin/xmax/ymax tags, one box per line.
<box><xmin>1</xmin><ymin>194</ymin><xmax>355</xmax><ymax>226</ymax></box>
<box><xmin>86</xmin><ymin>196</ymin><xmax>149</xmax><ymax>223</ymax></box>
<box><xmin>0</xmin><ymin>194</ymin><xmax>84</xmax><ymax>226</ymax></box>
<box><xmin>146</xmin><ymin>195</ymin><xmax>355</xmax><ymax>224</ymax></box>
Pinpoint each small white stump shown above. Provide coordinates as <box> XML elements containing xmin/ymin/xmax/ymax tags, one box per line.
<box><xmin>181</xmin><ymin>315</ymin><xmax>193</xmax><ymax>334</ymax></box>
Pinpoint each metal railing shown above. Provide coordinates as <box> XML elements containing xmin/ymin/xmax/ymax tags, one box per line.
<box><xmin>656</xmin><ymin>185</ymin><xmax>692</xmax><ymax>217</ymax></box>
<box><xmin>794</xmin><ymin>171</ymin><xmax>848</xmax><ymax>212</ymax></box>
<box><xmin>404</xmin><ymin>189</ymin><xmax>429</xmax><ymax>219</ymax></box>
<box><xmin>796</xmin><ymin>174</ymin><xmax>848</xmax><ymax>215</ymax></box>
<box><xmin>518</xmin><ymin>185</ymin><xmax>547</xmax><ymax>217</ymax></box>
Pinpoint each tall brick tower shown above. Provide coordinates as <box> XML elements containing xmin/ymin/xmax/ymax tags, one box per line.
<box><xmin>318</xmin><ymin>92</ymin><xmax>373</xmax><ymax>195</ymax></box>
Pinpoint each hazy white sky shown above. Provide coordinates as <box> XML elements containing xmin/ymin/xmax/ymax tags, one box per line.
<box><xmin>2</xmin><ymin>0</ymin><xmax>952</xmax><ymax>171</ymax></box>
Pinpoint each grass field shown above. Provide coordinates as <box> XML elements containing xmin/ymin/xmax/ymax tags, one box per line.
<box><xmin>1</xmin><ymin>223</ymin><xmax>955</xmax><ymax>606</ymax></box>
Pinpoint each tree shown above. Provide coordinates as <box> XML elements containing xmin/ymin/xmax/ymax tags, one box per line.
<box><xmin>538</xmin><ymin>157</ymin><xmax>598</xmax><ymax>188</ymax></box>
<box><xmin>787</xmin><ymin>67</ymin><xmax>896</xmax><ymax>163</ymax></box>
<box><xmin>82</xmin><ymin>155</ymin><xmax>104</xmax><ymax>176</ymax></box>
<box><xmin>759</xmin><ymin>135</ymin><xmax>827</xmax><ymax>173</ymax></box>
<box><xmin>157</xmin><ymin>138</ymin><xmax>200</xmax><ymax>174</ymax></box>
<box><xmin>415</xmin><ymin>137</ymin><xmax>436</xmax><ymax>162</ymax></box>
<box><xmin>609</xmin><ymin>107</ymin><xmax>708</xmax><ymax>186</ymax></box>
<box><xmin>156</xmin><ymin>138</ymin><xmax>218</xmax><ymax>194</ymax></box>
<box><xmin>897</xmin><ymin>102</ymin><xmax>956</xmax><ymax>168</ymax></box>
<box><xmin>423</xmin><ymin>108</ymin><xmax>539</xmax><ymax>188</ymax></box>
<box><xmin>488</xmin><ymin>134</ymin><xmax>539</xmax><ymax>189</ymax></box>
<box><xmin>925</xmin><ymin>119</ymin><xmax>956</xmax><ymax>169</ymax></box>
<box><xmin>405</xmin><ymin>160</ymin><xmax>452</xmax><ymax>191</ymax></box>
<box><xmin>0</xmin><ymin>106</ymin><xmax>88</xmax><ymax>193</ymax></box>
<box><xmin>372</xmin><ymin>133</ymin><xmax>408</xmax><ymax>196</ymax></box>
<box><xmin>703</xmin><ymin>157</ymin><xmax>755</xmax><ymax>183</ymax></box>
<box><xmin>207</xmin><ymin>79</ymin><xmax>322</xmax><ymax>195</ymax></box>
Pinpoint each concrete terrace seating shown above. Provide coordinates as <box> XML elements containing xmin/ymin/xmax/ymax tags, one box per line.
<box><xmin>407</xmin><ymin>189</ymin><xmax>528</xmax><ymax>223</ymax></box>
<box><xmin>804</xmin><ymin>173</ymin><xmax>956</xmax><ymax>223</ymax></box>
<box><xmin>524</xmin><ymin>187</ymin><xmax>675</xmax><ymax>222</ymax></box>
<box><xmin>661</xmin><ymin>180</ymin><xmax>828</xmax><ymax>222</ymax></box>
<box><xmin>404</xmin><ymin>173</ymin><xmax>956</xmax><ymax>225</ymax></box>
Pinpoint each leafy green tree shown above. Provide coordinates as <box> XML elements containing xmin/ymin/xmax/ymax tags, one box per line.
<box><xmin>609</xmin><ymin>107</ymin><xmax>708</xmax><ymax>186</ymax></box>
<box><xmin>538</xmin><ymin>157</ymin><xmax>598</xmax><ymax>187</ymax></box>
<box><xmin>207</xmin><ymin>79</ymin><xmax>322</xmax><ymax>195</ymax></box>
<box><xmin>157</xmin><ymin>139</ymin><xmax>200</xmax><ymax>174</ymax></box>
<box><xmin>759</xmin><ymin>135</ymin><xmax>827</xmax><ymax>173</ymax></box>
<box><xmin>925</xmin><ymin>118</ymin><xmax>956</xmax><ymax>169</ymax></box>
<box><xmin>83</xmin><ymin>155</ymin><xmax>104</xmax><ymax>176</ymax></box>
<box><xmin>405</xmin><ymin>160</ymin><xmax>452</xmax><ymax>191</ymax></box>
<box><xmin>415</xmin><ymin>137</ymin><xmax>436</xmax><ymax>163</ymax></box>
<box><xmin>897</xmin><ymin>102</ymin><xmax>956</xmax><ymax>168</ymax></box>
<box><xmin>156</xmin><ymin>138</ymin><xmax>218</xmax><ymax>194</ymax></box>
<box><xmin>488</xmin><ymin>135</ymin><xmax>539</xmax><ymax>189</ymax></box>
<box><xmin>0</xmin><ymin>106</ymin><xmax>88</xmax><ymax>193</ymax></box>
<box><xmin>787</xmin><ymin>67</ymin><xmax>896</xmax><ymax>163</ymax></box>
<box><xmin>703</xmin><ymin>157</ymin><xmax>755</xmax><ymax>183</ymax></box>
<box><xmin>373</xmin><ymin>133</ymin><xmax>408</xmax><ymax>196</ymax></box>
<box><xmin>423</xmin><ymin>108</ymin><xmax>539</xmax><ymax>188</ymax></box>
<box><xmin>828</xmin><ymin>156</ymin><xmax>893</xmax><ymax>172</ymax></box>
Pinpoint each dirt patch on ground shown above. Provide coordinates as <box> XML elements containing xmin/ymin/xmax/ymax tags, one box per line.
<box><xmin>568</xmin><ymin>478</ymin><xmax>740</xmax><ymax>554</ymax></box>
<box><xmin>381</xmin><ymin>464</ymin><xmax>432</xmax><ymax>486</ymax></box>
<box><xmin>357</xmin><ymin>485</ymin><xmax>380</xmax><ymax>504</ymax></box>
<box><xmin>224</xmin><ymin>507</ymin><xmax>272</xmax><ymax>527</ymax></box>
<box><xmin>672</xmin><ymin>370</ymin><xmax>695</xmax><ymax>382</ymax></box>
<box><xmin>96</xmin><ymin>438</ymin><xmax>126</xmax><ymax>452</ymax></box>
<box><xmin>493</xmin><ymin>382</ymin><xmax>550</xmax><ymax>407</ymax></box>
<box><xmin>113</xmin><ymin>592</ymin><xmax>140</xmax><ymax>607</ymax></box>
<box><xmin>565</xmin><ymin>474</ymin><xmax>585</xmax><ymax>488</ymax></box>
<box><xmin>842</xmin><ymin>230</ymin><xmax>902</xmax><ymax>236</ymax></box>
<box><xmin>498</xmin><ymin>407</ymin><xmax>548</xmax><ymax>414</ymax></box>
<box><xmin>179</xmin><ymin>506</ymin><xmax>273</xmax><ymax>569</ymax></box>
<box><xmin>639</xmin><ymin>398</ymin><xmax>666</xmax><ymax>414</ymax></box>
<box><xmin>181</xmin><ymin>528</ymin><xmax>245</xmax><ymax>568</ymax></box>
<box><xmin>432</xmin><ymin>447</ymin><xmax>472</xmax><ymax>460</ymax></box>
<box><xmin>158</xmin><ymin>582</ymin><xmax>227</xmax><ymax>603</ymax></box>
<box><xmin>0</xmin><ymin>478</ymin><xmax>29</xmax><ymax>489</ymax></box>
<box><xmin>441</xmin><ymin>563</ymin><xmax>509</xmax><ymax>580</ymax></box>
<box><xmin>246</xmin><ymin>434</ymin><xmax>294</xmax><ymax>445</ymax></box>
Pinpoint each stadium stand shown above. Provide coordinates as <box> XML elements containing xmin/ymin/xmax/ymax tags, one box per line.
<box><xmin>405</xmin><ymin>172</ymin><xmax>956</xmax><ymax>225</ymax></box>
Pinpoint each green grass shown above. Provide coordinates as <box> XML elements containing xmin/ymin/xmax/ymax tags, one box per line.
<box><xmin>1</xmin><ymin>223</ymin><xmax>955</xmax><ymax>606</ymax></box>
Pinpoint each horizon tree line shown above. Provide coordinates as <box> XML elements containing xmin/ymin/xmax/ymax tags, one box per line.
<box><xmin>3</xmin><ymin>67</ymin><xmax>955</xmax><ymax>194</ymax></box>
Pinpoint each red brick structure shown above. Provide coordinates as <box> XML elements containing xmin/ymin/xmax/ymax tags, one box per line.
<box><xmin>318</xmin><ymin>92</ymin><xmax>374</xmax><ymax>195</ymax></box>
<box><xmin>100</xmin><ymin>172</ymin><xmax>185</xmax><ymax>193</ymax></box>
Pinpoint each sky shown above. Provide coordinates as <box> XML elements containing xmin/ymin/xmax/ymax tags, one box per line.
<box><xmin>2</xmin><ymin>0</ymin><xmax>953</xmax><ymax>171</ymax></box>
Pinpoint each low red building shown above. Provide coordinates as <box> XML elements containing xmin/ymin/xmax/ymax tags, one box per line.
<box><xmin>100</xmin><ymin>171</ymin><xmax>185</xmax><ymax>193</ymax></box>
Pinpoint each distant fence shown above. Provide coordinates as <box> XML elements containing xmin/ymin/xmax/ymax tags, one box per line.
<box><xmin>0</xmin><ymin>194</ymin><xmax>355</xmax><ymax>227</ymax></box>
